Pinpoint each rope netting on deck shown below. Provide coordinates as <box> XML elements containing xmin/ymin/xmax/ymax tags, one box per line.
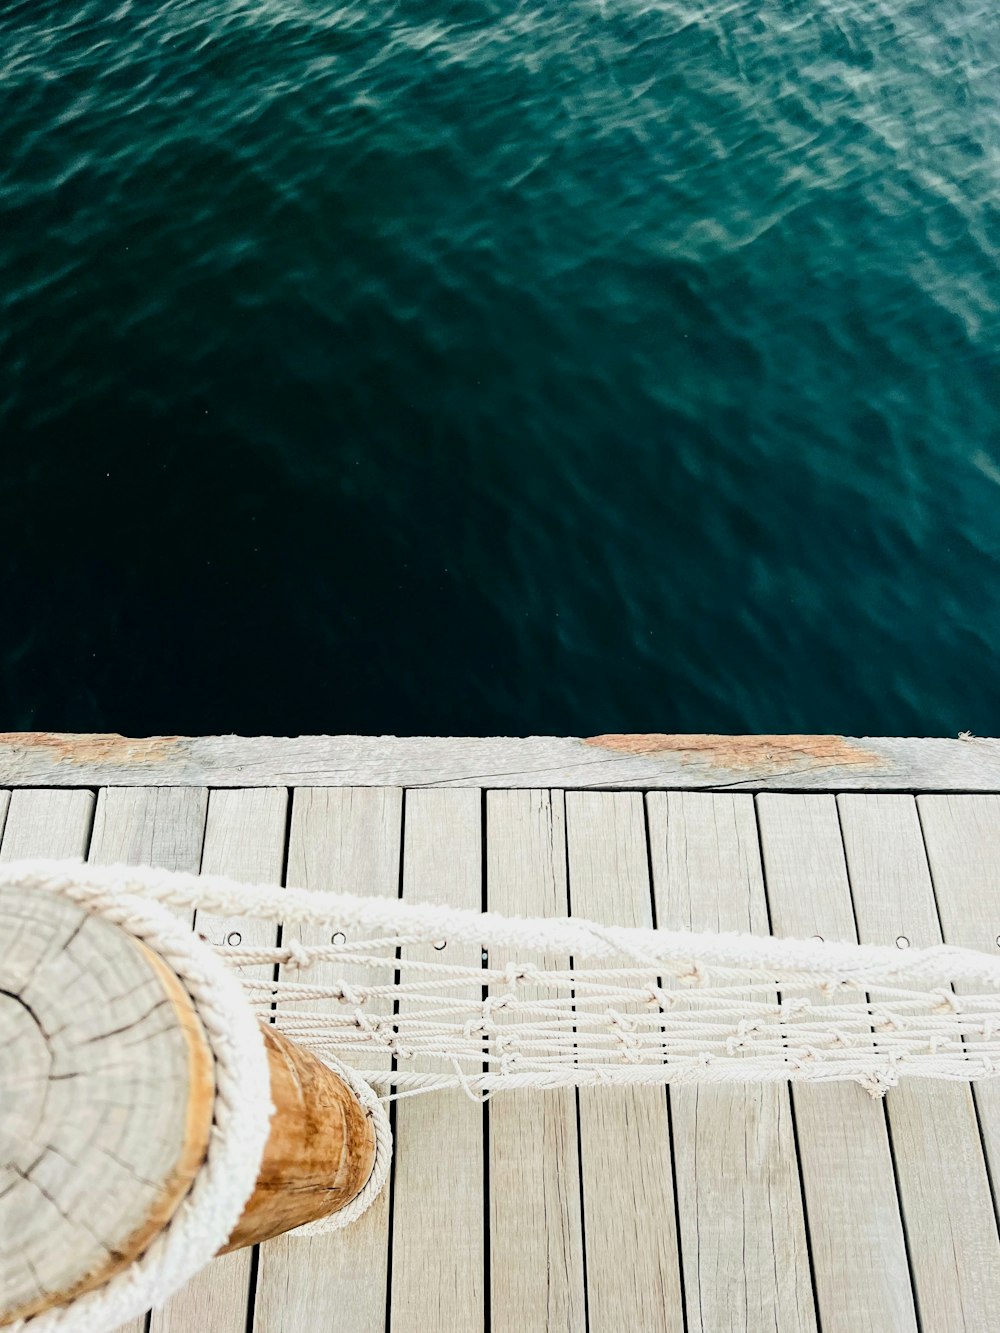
<box><xmin>11</xmin><ymin>856</ymin><xmax>1000</xmax><ymax>1333</ymax></box>
<box><xmin>14</xmin><ymin>858</ymin><xmax>1000</xmax><ymax>1100</ymax></box>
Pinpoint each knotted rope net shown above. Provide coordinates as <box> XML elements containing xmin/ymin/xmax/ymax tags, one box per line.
<box><xmin>14</xmin><ymin>857</ymin><xmax>1000</xmax><ymax>1104</ymax></box>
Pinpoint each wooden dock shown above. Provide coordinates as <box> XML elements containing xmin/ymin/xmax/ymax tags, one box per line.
<box><xmin>3</xmin><ymin>733</ymin><xmax>1000</xmax><ymax>1332</ymax></box>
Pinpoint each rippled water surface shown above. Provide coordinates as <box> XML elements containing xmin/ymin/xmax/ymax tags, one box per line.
<box><xmin>2</xmin><ymin>0</ymin><xmax>998</xmax><ymax>735</ymax></box>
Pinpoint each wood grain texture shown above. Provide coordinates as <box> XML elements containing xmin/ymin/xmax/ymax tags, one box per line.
<box><xmin>756</xmin><ymin>794</ymin><xmax>915</xmax><ymax>1332</ymax></box>
<box><xmin>566</xmin><ymin>791</ymin><xmax>683</xmax><ymax>1333</ymax></box>
<box><xmin>254</xmin><ymin>788</ymin><xmax>402</xmax><ymax>1333</ymax></box>
<box><xmin>915</xmin><ymin>795</ymin><xmax>1000</xmax><ymax>956</ymax></box>
<box><xmin>1</xmin><ymin>733</ymin><xmax>998</xmax><ymax>790</ymax></box>
<box><xmin>0</xmin><ymin>788</ymin><xmax>94</xmax><ymax>860</ymax></box>
<box><xmin>89</xmin><ymin>786</ymin><xmax>208</xmax><ymax>1333</ymax></box>
<box><xmin>193</xmin><ymin>788</ymin><xmax>289</xmax><ymax>981</ymax></box>
<box><xmin>647</xmin><ymin>791</ymin><xmax>816</xmax><ymax>1333</ymax></box>
<box><xmin>90</xmin><ymin>787</ymin><xmax>208</xmax><ymax>875</ymax></box>
<box><xmin>10</xmin><ymin>782</ymin><xmax>1000</xmax><ymax>1333</ymax></box>
<box><xmin>915</xmin><ymin>796</ymin><xmax>1000</xmax><ymax>1134</ymax></box>
<box><xmin>910</xmin><ymin>795</ymin><xmax>1000</xmax><ymax>1330</ymax></box>
<box><xmin>390</xmin><ymin>788</ymin><xmax>485</xmax><ymax>1333</ymax></box>
<box><xmin>224</xmin><ymin>1026</ymin><xmax>375</xmax><ymax>1249</ymax></box>
<box><xmin>839</xmin><ymin>794</ymin><xmax>1000</xmax><ymax>1331</ymax></box>
<box><xmin>486</xmin><ymin>790</ymin><xmax>586</xmax><ymax>1333</ymax></box>
<box><xmin>1</xmin><ymin>790</ymin><xmax>99</xmax><ymax>1323</ymax></box>
<box><xmin>151</xmin><ymin>788</ymin><xmax>287</xmax><ymax>1333</ymax></box>
<box><xmin>0</xmin><ymin>793</ymin><xmax>126</xmax><ymax>1326</ymax></box>
<box><xmin>0</xmin><ymin>886</ymin><xmax>214</xmax><ymax>1325</ymax></box>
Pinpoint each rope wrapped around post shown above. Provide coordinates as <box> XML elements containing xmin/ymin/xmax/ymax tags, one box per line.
<box><xmin>6</xmin><ymin>856</ymin><xmax>1000</xmax><ymax>1328</ymax></box>
<box><xmin>0</xmin><ymin>867</ymin><xmax>391</xmax><ymax>1332</ymax></box>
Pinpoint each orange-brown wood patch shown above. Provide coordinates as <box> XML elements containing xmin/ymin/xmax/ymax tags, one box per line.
<box><xmin>584</xmin><ymin>733</ymin><xmax>883</xmax><ymax>772</ymax></box>
<box><xmin>223</xmin><ymin>1026</ymin><xmax>377</xmax><ymax>1251</ymax></box>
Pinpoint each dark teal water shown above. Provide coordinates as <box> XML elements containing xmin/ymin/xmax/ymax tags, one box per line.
<box><xmin>2</xmin><ymin>0</ymin><xmax>998</xmax><ymax>737</ymax></box>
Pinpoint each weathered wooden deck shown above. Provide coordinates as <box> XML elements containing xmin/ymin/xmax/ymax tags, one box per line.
<box><xmin>4</xmin><ymin>735</ymin><xmax>1000</xmax><ymax>1332</ymax></box>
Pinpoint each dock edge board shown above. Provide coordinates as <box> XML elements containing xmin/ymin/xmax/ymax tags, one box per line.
<box><xmin>0</xmin><ymin>733</ymin><xmax>997</xmax><ymax>790</ymax></box>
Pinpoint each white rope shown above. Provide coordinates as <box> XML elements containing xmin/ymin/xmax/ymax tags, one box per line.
<box><xmin>6</xmin><ymin>858</ymin><xmax>1000</xmax><ymax>1111</ymax></box>
<box><xmin>7</xmin><ymin>864</ymin><xmax>393</xmax><ymax>1332</ymax></box>
<box><xmin>10</xmin><ymin>855</ymin><xmax>1000</xmax><ymax>1325</ymax></box>
<box><xmin>290</xmin><ymin>1053</ymin><xmax>392</xmax><ymax>1236</ymax></box>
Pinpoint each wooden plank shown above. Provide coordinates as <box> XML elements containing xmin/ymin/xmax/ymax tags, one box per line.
<box><xmin>756</xmin><ymin>794</ymin><xmax>915</xmax><ymax>1331</ymax></box>
<box><xmin>90</xmin><ymin>787</ymin><xmax>208</xmax><ymax>873</ymax></box>
<box><xmin>194</xmin><ymin>788</ymin><xmax>289</xmax><ymax>965</ymax></box>
<box><xmin>915</xmin><ymin>792</ymin><xmax>1000</xmax><ymax>1170</ymax></box>
<box><xmin>0</xmin><ymin>789</ymin><xmax>93</xmax><ymax>860</ymax></box>
<box><xmin>915</xmin><ymin>795</ymin><xmax>1000</xmax><ymax>956</ymax></box>
<box><xmin>565</xmin><ymin>791</ymin><xmax>684</xmax><ymax>1333</ymax></box>
<box><xmin>389</xmin><ymin>789</ymin><xmax>484</xmax><ymax>1332</ymax></box>
<box><xmin>912</xmin><ymin>794</ymin><xmax>1000</xmax><ymax>1310</ymax></box>
<box><xmin>88</xmin><ymin>787</ymin><xmax>207</xmax><ymax>1333</ymax></box>
<box><xmin>646</xmin><ymin>791</ymin><xmax>815</xmax><ymax>1333</ymax></box>
<box><xmin>486</xmin><ymin>791</ymin><xmax>586</xmax><ymax>1333</ymax></box>
<box><xmin>1</xmin><ymin>733</ymin><xmax>999</xmax><ymax>791</ymax></box>
<box><xmin>839</xmin><ymin>794</ymin><xmax>1000</xmax><ymax>1330</ymax></box>
<box><xmin>253</xmin><ymin>788</ymin><xmax>402</xmax><ymax>1333</ymax></box>
<box><xmin>151</xmin><ymin>790</ymin><xmax>288</xmax><ymax>1333</ymax></box>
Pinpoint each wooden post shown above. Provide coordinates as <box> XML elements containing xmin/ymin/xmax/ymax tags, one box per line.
<box><xmin>0</xmin><ymin>885</ymin><xmax>376</xmax><ymax>1327</ymax></box>
<box><xmin>224</xmin><ymin>1025</ymin><xmax>376</xmax><ymax>1252</ymax></box>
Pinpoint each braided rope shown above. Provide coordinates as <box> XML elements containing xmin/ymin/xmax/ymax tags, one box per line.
<box><xmin>8</xmin><ymin>855</ymin><xmax>1000</xmax><ymax>990</ymax></box>
<box><xmin>7</xmin><ymin>859</ymin><xmax>1000</xmax><ymax>1110</ymax></box>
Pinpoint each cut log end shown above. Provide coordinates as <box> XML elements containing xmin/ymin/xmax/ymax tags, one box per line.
<box><xmin>0</xmin><ymin>884</ymin><xmax>378</xmax><ymax>1327</ymax></box>
<box><xmin>0</xmin><ymin>886</ymin><xmax>215</xmax><ymax>1325</ymax></box>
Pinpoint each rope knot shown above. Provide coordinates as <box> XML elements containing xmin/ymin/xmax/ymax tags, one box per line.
<box><xmin>678</xmin><ymin>961</ymin><xmax>705</xmax><ymax>986</ymax></box>
<box><xmin>284</xmin><ymin>938</ymin><xmax>312</xmax><ymax>970</ymax></box>
<box><xmin>504</xmin><ymin>962</ymin><xmax>535</xmax><ymax>986</ymax></box>
<box><xmin>792</xmin><ymin>1046</ymin><xmax>821</xmax><ymax>1067</ymax></box>
<box><xmin>859</xmin><ymin>1066</ymin><xmax>899</xmax><ymax>1098</ymax></box>
<box><xmin>482</xmin><ymin>993</ymin><xmax>512</xmax><ymax>1021</ymax></box>
<box><xmin>818</xmin><ymin>978</ymin><xmax>855</xmax><ymax>996</ymax></box>
<box><xmin>726</xmin><ymin>1019</ymin><xmax>762</xmax><ymax>1054</ymax></box>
